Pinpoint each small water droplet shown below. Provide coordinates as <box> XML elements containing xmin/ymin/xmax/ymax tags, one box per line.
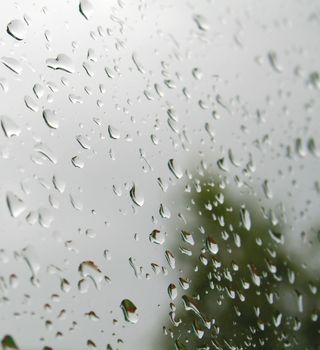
<box><xmin>71</xmin><ymin>155</ymin><xmax>84</xmax><ymax>168</ymax></box>
<box><xmin>240</xmin><ymin>206</ymin><xmax>251</xmax><ymax>231</ymax></box>
<box><xmin>1</xmin><ymin>117</ymin><xmax>21</xmax><ymax>137</ymax></box>
<box><xmin>6</xmin><ymin>192</ymin><xmax>25</xmax><ymax>218</ymax></box>
<box><xmin>1</xmin><ymin>57</ymin><xmax>23</xmax><ymax>75</ymax></box>
<box><xmin>193</xmin><ymin>14</ymin><xmax>209</xmax><ymax>31</ymax></box>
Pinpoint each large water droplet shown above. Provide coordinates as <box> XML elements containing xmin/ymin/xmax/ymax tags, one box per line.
<box><xmin>108</xmin><ymin>125</ymin><xmax>120</xmax><ymax>140</ymax></box>
<box><xmin>206</xmin><ymin>237</ymin><xmax>219</xmax><ymax>255</ymax></box>
<box><xmin>7</xmin><ymin>19</ymin><xmax>27</xmax><ymax>41</ymax></box>
<box><xmin>120</xmin><ymin>299</ymin><xmax>139</xmax><ymax>324</ymax></box>
<box><xmin>129</xmin><ymin>184</ymin><xmax>144</xmax><ymax>207</ymax></box>
<box><xmin>149</xmin><ymin>229</ymin><xmax>165</xmax><ymax>245</ymax></box>
<box><xmin>78</xmin><ymin>261</ymin><xmax>103</xmax><ymax>290</ymax></box>
<box><xmin>79</xmin><ymin>0</ymin><xmax>94</xmax><ymax>20</ymax></box>
<box><xmin>43</xmin><ymin>109</ymin><xmax>59</xmax><ymax>129</ymax></box>
<box><xmin>168</xmin><ymin>159</ymin><xmax>183</xmax><ymax>179</ymax></box>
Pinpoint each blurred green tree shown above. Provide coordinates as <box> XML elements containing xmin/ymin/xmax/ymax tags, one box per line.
<box><xmin>158</xmin><ymin>175</ymin><xmax>320</xmax><ymax>350</ymax></box>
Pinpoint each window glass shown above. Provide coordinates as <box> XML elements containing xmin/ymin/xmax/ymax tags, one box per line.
<box><xmin>0</xmin><ymin>1</ymin><xmax>319</xmax><ymax>349</ymax></box>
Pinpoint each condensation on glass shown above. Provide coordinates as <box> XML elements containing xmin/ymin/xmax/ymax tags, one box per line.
<box><xmin>0</xmin><ymin>0</ymin><xmax>319</xmax><ymax>349</ymax></box>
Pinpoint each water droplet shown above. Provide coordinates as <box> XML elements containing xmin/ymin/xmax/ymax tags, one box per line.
<box><xmin>129</xmin><ymin>184</ymin><xmax>144</xmax><ymax>207</ymax></box>
<box><xmin>240</xmin><ymin>206</ymin><xmax>251</xmax><ymax>231</ymax></box>
<box><xmin>71</xmin><ymin>155</ymin><xmax>84</xmax><ymax>168</ymax></box>
<box><xmin>206</xmin><ymin>237</ymin><xmax>219</xmax><ymax>255</ymax></box>
<box><xmin>108</xmin><ymin>125</ymin><xmax>120</xmax><ymax>139</ymax></box>
<box><xmin>120</xmin><ymin>299</ymin><xmax>139</xmax><ymax>324</ymax></box>
<box><xmin>21</xmin><ymin>246</ymin><xmax>40</xmax><ymax>277</ymax></box>
<box><xmin>7</xmin><ymin>19</ymin><xmax>27</xmax><ymax>41</ymax></box>
<box><xmin>181</xmin><ymin>230</ymin><xmax>195</xmax><ymax>246</ymax></box>
<box><xmin>6</xmin><ymin>192</ymin><xmax>25</xmax><ymax>218</ymax></box>
<box><xmin>168</xmin><ymin>283</ymin><xmax>177</xmax><ymax>300</ymax></box>
<box><xmin>159</xmin><ymin>204</ymin><xmax>171</xmax><ymax>219</ymax></box>
<box><xmin>149</xmin><ymin>229</ymin><xmax>165</xmax><ymax>245</ymax></box>
<box><xmin>182</xmin><ymin>295</ymin><xmax>210</xmax><ymax>328</ymax></box>
<box><xmin>79</xmin><ymin>0</ymin><xmax>94</xmax><ymax>20</ymax></box>
<box><xmin>268</xmin><ymin>51</ymin><xmax>283</xmax><ymax>73</ymax></box>
<box><xmin>192</xmin><ymin>67</ymin><xmax>202</xmax><ymax>80</ymax></box>
<box><xmin>33</xmin><ymin>83</ymin><xmax>44</xmax><ymax>99</ymax></box>
<box><xmin>132</xmin><ymin>53</ymin><xmax>145</xmax><ymax>74</ymax></box>
<box><xmin>52</xmin><ymin>175</ymin><xmax>65</xmax><ymax>193</ymax></box>
<box><xmin>1</xmin><ymin>57</ymin><xmax>23</xmax><ymax>75</ymax></box>
<box><xmin>1</xmin><ymin>117</ymin><xmax>21</xmax><ymax>137</ymax></box>
<box><xmin>165</xmin><ymin>250</ymin><xmax>175</xmax><ymax>269</ymax></box>
<box><xmin>43</xmin><ymin>109</ymin><xmax>59</xmax><ymax>129</ymax></box>
<box><xmin>193</xmin><ymin>14</ymin><xmax>209</xmax><ymax>31</ymax></box>
<box><xmin>24</xmin><ymin>96</ymin><xmax>39</xmax><ymax>112</ymax></box>
<box><xmin>60</xmin><ymin>278</ymin><xmax>71</xmax><ymax>293</ymax></box>
<box><xmin>34</xmin><ymin>142</ymin><xmax>58</xmax><ymax>164</ymax></box>
<box><xmin>168</xmin><ymin>159</ymin><xmax>183</xmax><ymax>179</ymax></box>
<box><xmin>38</xmin><ymin>208</ymin><xmax>53</xmax><ymax>228</ymax></box>
<box><xmin>79</xmin><ymin>261</ymin><xmax>103</xmax><ymax>290</ymax></box>
<box><xmin>46</xmin><ymin>54</ymin><xmax>75</xmax><ymax>74</ymax></box>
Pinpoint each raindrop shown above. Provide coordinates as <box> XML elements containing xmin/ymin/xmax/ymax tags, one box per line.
<box><xmin>1</xmin><ymin>117</ymin><xmax>21</xmax><ymax>137</ymax></box>
<box><xmin>79</xmin><ymin>0</ymin><xmax>94</xmax><ymax>20</ymax></box>
<box><xmin>159</xmin><ymin>204</ymin><xmax>171</xmax><ymax>219</ymax></box>
<box><xmin>193</xmin><ymin>14</ymin><xmax>209</xmax><ymax>31</ymax></box>
<box><xmin>43</xmin><ymin>109</ymin><xmax>59</xmax><ymax>129</ymax></box>
<box><xmin>149</xmin><ymin>229</ymin><xmax>165</xmax><ymax>245</ymax></box>
<box><xmin>46</xmin><ymin>54</ymin><xmax>75</xmax><ymax>74</ymax></box>
<box><xmin>33</xmin><ymin>84</ymin><xmax>44</xmax><ymax>99</ymax></box>
<box><xmin>24</xmin><ymin>96</ymin><xmax>39</xmax><ymax>112</ymax></box>
<box><xmin>168</xmin><ymin>283</ymin><xmax>178</xmax><ymax>300</ymax></box>
<box><xmin>108</xmin><ymin>125</ymin><xmax>120</xmax><ymax>140</ymax></box>
<box><xmin>165</xmin><ymin>250</ymin><xmax>175</xmax><ymax>269</ymax></box>
<box><xmin>206</xmin><ymin>237</ymin><xmax>219</xmax><ymax>255</ymax></box>
<box><xmin>6</xmin><ymin>192</ymin><xmax>25</xmax><ymax>218</ymax></box>
<box><xmin>38</xmin><ymin>208</ymin><xmax>53</xmax><ymax>228</ymax></box>
<box><xmin>120</xmin><ymin>299</ymin><xmax>139</xmax><ymax>324</ymax></box>
<box><xmin>7</xmin><ymin>19</ymin><xmax>27</xmax><ymax>41</ymax></box>
<box><xmin>71</xmin><ymin>155</ymin><xmax>84</xmax><ymax>168</ymax></box>
<box><xmin>168</xmin><ymin>159</ymin><xmax>183</xmax><ymax>179</ymax></box>
<box><xmin>268</xmin><ymin>51</ymin><xmax>283</xmax><ymax>73</ymax></box>
<box><xmin>240</xmin><ymin>206</ymin><xmax>251</xmax><ymax>231</ymax></box>
<box><xmin>132</xmin><ymin>53</ymin><xmax>145</xmax><ymax>74</ymax></box>
<box><xmin>78</xmin><ymin>261</ymin><xmax>103</xmax><ymax>290</ymax></box>
<box><xmin>1</xmin><ymin>57</ymin><xmax>23</xmax><ymax>75</ymax></box>
<box><xmin>129</xmin><ymin>184</ymin><xmax>144</xmax><ymax>207</ymax></box>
